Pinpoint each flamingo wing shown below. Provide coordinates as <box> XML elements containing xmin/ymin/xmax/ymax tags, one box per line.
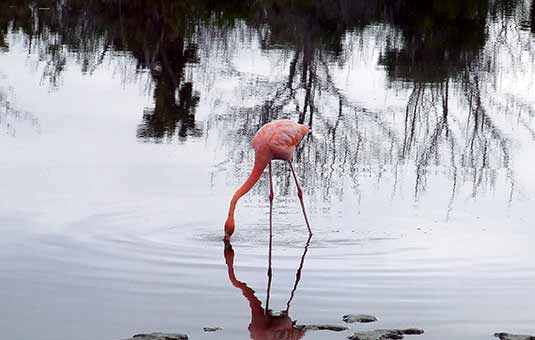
<box><xmin>253</xmin><ymin>120</ymin><xmax>309</xmax><ymax>160</ymax></box>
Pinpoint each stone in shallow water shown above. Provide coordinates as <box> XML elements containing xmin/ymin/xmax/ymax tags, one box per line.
<box><xmin>495</xmin><ymin>333</ymin><xmax>535</xmax><ymax>340</ymax></box>
<box><xmin>203</xmin><ymin>327</ymin><xmax>222</xmax><ymax>332</ymax></box>
<box><xmin>348</xmin><ymin>328</ymin><xmax>424</xmax><ymax>340</ymax></box>
<box><xmin>401</xmin><ymin>329</ymin><xmax>424</xmax><ymax>335</ymax></box>
<box><xmin>303</xmin><ymin>324</ymin><xmax>349</xmax><ymax>332</ymax></box>
<box><xmin>124</xmin><ymin>333</ymin><xmax>188</xmax><ymax>340</ymax></box>
<box><xmin>343</xmin><ymin>314</ymin><xmax>378</xmax><ymax>323</ymax></box>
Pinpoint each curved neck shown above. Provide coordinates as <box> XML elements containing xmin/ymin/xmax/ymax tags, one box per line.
<box><xmin>227</xmin><ymin>156</ymin><xmax>269</xmax><ymax>219</ymax></box>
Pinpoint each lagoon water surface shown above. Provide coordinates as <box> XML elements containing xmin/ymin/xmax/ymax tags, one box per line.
<box><xmin>1</xmin><ymin>1</ymin><xmax>535</xmax><ymax>340</ymax></box>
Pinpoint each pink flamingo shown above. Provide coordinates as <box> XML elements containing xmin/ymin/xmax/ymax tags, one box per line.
<box><xmin>224</xmin><ymin>119</ymin><xmax>312</xmax><ymax>240</ymax></box>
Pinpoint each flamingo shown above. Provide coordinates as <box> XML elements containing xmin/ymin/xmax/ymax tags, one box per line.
<box><xmin>224</xmin><ymin>119</ymin><xmax>312</xmax><ymax>240</ymax></box>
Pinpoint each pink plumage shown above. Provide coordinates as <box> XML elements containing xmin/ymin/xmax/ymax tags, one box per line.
<box><xmin>253</xmin><ymin>119</ymin><xmax>311</xmax><ymax>161</ymax></box>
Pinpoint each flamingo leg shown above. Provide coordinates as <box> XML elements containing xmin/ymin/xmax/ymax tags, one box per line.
<box><xmin>266</xmin><ymin>162</ymin><xmax>273</xmax><ymax>312</ymax></box>
<box><xmin>289</xmin><ymin>161</ymin><xmax>312</xmax><ymax>235</ymax></box>
<box><xmin>266</xmin><ymin>231</ymin><xmax>273</xmax><ymax>312</ymax></box>
<box><xmin>285</xmin><ymin>233</ymin><xmax>312</xmax><ymax>312</ymax></box>
<box><xmin>268</xmin><ymin>161</ymin><xmax>274</xmax><ymax>238</ymax></box>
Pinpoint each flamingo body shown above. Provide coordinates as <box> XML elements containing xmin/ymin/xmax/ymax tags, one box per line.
<box><xmin>253</xmin><ymin>119</ymin><xmax>310</xmax><ymax>161</ymax></box>
<box><xmin>224</xmin><ymin>119</ymin><xmax>311</xmax><ymax>240</ymax></box>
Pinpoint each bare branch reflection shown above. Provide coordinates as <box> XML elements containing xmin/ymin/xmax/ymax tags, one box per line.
<box><xmin>0</xmin><ymin>83</ymin><xmax>40</xmax><ymax>137</ymax></box>
<box><xmin>208</xmin><ymin>0</ymin><xmax>534</xmax><ymax>215</ymax></box>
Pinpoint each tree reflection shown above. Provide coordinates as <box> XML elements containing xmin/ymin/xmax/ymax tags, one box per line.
<box><xmin>532</xmin><ymin>0</ymin><xmax>535</xmax><ymax>33</ymax></box>
<box><xmin>0</xmin><ymin>3</ymin><xmax>7</xmax><ymax>52</ymax></box>
<box><xmin>0</xmin><ymin>85</ymin><xmax>40</xmax><ymax>137</ymax></box>
<box><xmin>379</xmin><ymin>0</ymin><xmax>488</xmax><ymax>83</ymax></box>
<box><xmin>127</xmin><ymin>4</ymin><xmax>202</xmax><ymax>141</ymax></box>
<box><xmin>1</xmin><ymin>0</ymin><xmax>533</xmax><ymax>207</ymax></box>
<box><xmin>211</xmin><ymin>0</ymin><xmax>533</xmax><ymax>210</ymax></box>
<box><xmin>0</xmin><ymin>0</ymin><xmax>207</xmax><ymax>142</ymax></box>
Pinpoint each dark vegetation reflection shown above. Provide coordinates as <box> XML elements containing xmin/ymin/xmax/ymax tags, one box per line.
<box><xmin>224</xmin><ymin>234</ymin><xmax>311</xmax><ymax>340</ymax></box>
<box><xmin>1</xmin><ymin>0</ymin><xmax>534</xmax><ymax>203</ymax></box>
<box><xmin>532</xmin><ymin>0</ymin><xmax>535</xmax><ymax>33</ymax></box>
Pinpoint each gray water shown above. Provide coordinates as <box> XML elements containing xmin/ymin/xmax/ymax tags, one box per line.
<box><xmin>1</xmin><ymin>1</ymin><xmax>535</xmax><ymax>340</ymax></box>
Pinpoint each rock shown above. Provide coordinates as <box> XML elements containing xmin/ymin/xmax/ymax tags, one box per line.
<box><xmin>303</xmin><ymin>324</ymin><xmax>349</xmax><ymax>332</ymax></box>
<box><xmin>203</xmin><ymin>327</ymin><xmax>222</xmax><ymax>332</ymax></box>
<box><xmin>343</xmin><ymin>314</ymin><xmax>378</xmax><ymax>323</ymax></box>
<box><xmin>401</xmin><ymin>329</ymin><xmax>424</xmax><ymax>335</ymax></box>
<box><xmin>348</xmin><ymin>329</ymin><xmax>404</xmax><ymax>340</ymax></box>
<box><xmin>495</xmin><ymin>333</ymin><xmax>535</xmax><ymax>340</ymax></box>
<box><xmin>124</xmin><ymin>333</ymin><xmax>188</xmax><ymax>340</ymax></box>
<box><xmin>348</xmin><ymin>328</ymin><xmax>424</xmax><ymax>340</ymax></box>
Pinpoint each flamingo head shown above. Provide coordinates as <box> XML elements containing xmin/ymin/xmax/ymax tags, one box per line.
<box><xmin>224</xmin><ymin>217</ymin><xmax>235</xmax><ymax>240</ymax></box>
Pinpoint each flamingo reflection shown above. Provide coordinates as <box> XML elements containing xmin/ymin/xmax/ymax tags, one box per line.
<box><xmin>223</xmin><ymin>234</ymin><xmax>312</xmax><ymax>340</ymax></box>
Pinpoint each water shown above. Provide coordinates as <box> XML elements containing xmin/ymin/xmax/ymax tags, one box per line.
<box><xmin>1</xmin><ymin>1</ymin><xmax>535</xmax><ymax>339</ymax></box>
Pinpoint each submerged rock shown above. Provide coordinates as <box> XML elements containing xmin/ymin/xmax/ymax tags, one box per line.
<box><xmin>125</xmin><ymin>333</ymin><xmax>188</xmax><ymax>340</ymax></box>
<box><xmin>303</xmin><ymin>324</ymin><xmax>349</xmax><ymax>332</ymax></box>
<box><xmin>495</xmin><ymin>333</ymin><xmax>535</xmax><ymax>340</ymax></box>
<box><xmin>203</xmin><ymin>327</ymin><xmax>222</xmax><ymax>332</ymax></box>
<box><xmin>343</xmin><ymin>314</ymin><xmax>378</xmax><ymax>323</ymax></box>
<box><xmin>348</xmin><ymin>328</ymin><xmax>424</xmax><ymax>340</ymax></box>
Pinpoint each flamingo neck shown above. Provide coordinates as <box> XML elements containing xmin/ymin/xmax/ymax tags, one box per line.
<box><xmin>229</xmin><ymin>156</ymin><xmax>268</xmax><ymax>216</ymax></box>
<box><xmin>225</xmin><ymin>155</ymin><xmax>269</xmax><ymax>236</ymax></box>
